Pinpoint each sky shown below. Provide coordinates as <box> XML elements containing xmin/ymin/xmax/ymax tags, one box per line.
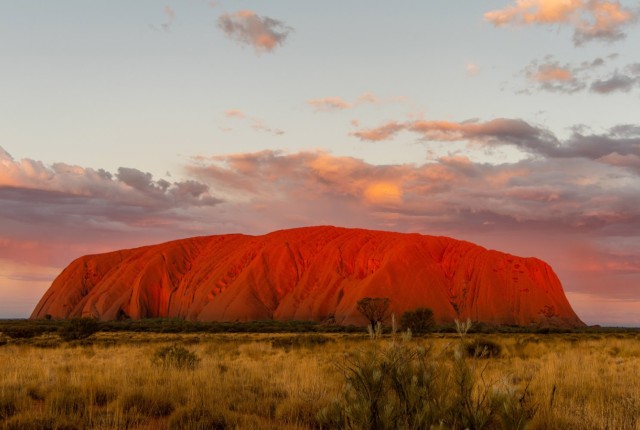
<box><xmin>1</xmin><ymin>1</ymin><xmax>639</xmax><ymax>325</ymax></box>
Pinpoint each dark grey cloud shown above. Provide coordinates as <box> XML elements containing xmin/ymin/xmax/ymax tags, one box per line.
<box><xmin>352</xmin><ymin>118</ymin><xmax>640</xmax><ymax>175</ymax></box>
<box><xmin>590</xmin><ymin>66</ymin><xmax>640</xmax><ymax>93</ymax></box>
<box><xmin>0</xmin><ymin>148</ymin><xmax>222</xmax><ymax>229</ymax></box>
<box><xmin>519</xmin><ymin>56</ymin><xmax>640</xmax><ymax>95</ymax></box>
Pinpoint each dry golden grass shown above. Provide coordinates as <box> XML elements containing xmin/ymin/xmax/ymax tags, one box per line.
<box><xmin>0</xmin><ymin>331</ymin><xmax>639</xmax><ymax>429</ymax></box>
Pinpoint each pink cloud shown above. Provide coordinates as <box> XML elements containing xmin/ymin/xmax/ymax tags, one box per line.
<box><xmin>485</xmin><ymin>0</ymin><xmax>639</xmax><ymax>45</ymax></box>
<box><xmin>307</xmin><ymin>92</ymin><xmax>400</xmax><ymax>112</ymax></box>
<box><xmin>355</xmin><ymin>92</ymin><xmax>380</xmax><ymax>105</ymax></box>
<box><xmin>225</xmin><ymin>109</ymin><xmax>246</xmax><ymax>118</ymax></box>
<box><xmin>466</xmin><ymin>62</ymin><xmax>480</xmax><ymax>76</ymax></box>
<box><xmin>350</xmin><ymin>121</ymin><xmax>404</xmax><ymax>141</ymax></box>
<box><xmin>531</xmin><ymin>64</ymin><xmax>573</xmax><ymax>82</ymax></box>
<box><xmin>307</xmin><ymin>97</ymin><xmax>352</xmax><ymax>111</ymax></box>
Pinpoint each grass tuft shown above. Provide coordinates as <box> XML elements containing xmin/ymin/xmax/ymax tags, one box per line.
<box><xmin>120</xmin><ymin>391</ymin><xmax>175</xmax><ymax>417</ymax></box>
<box><xmin>152</xmin><ymin>344</ymin><xmax>200</xmax><ymax>370</ymax></box>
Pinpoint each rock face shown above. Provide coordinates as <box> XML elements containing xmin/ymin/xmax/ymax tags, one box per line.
<box><xmin>31</xmin><ymin>226</ymin><xmax>584</xmax><ymax>327</ymax></box>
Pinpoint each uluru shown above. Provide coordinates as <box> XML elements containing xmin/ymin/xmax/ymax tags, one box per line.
<box><xmin>31</xmin><ymin>226</ymin><xmax>584</xmax><ymax>327</ymax></box>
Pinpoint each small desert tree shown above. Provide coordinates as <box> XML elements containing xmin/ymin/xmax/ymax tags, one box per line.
<box><xmin>356</xmin><ymin>297</ymin><xmax>390</xmax><ymax>328</ymax></box>
<box><xmin>400</xmin><ymin>307</ymin><xmax>435</xmax><ymax>334</ymax></box>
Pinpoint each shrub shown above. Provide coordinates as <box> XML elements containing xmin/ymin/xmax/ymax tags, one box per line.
<box><xmin>32</xmin><ymin>338</ymin><xmax>62</xmax><ymax>349</ymax></box>
<box><xmin>59</xmin><ymin>318</ymin><xmax>100</xmax><ymax>341</ymax></box>
<box><xmin>270</xmin><ymin>334</ymin><xmax>333</xmax><ymax>351</ymax></box>
<box><xmin>322</xmin><ymin>319</ymin><xmax>536</xmax><ymax>430</ymax></box>
<box><xmin>152</xmin><ymin>344</ymin><xmax>200</xmax><ymax>370</ymax></box>
<box><xmin>319</xmin><ymin>338</ymin><xmax>445</xmax><ymax>430</ymax></box>
<box><xmin>465</xmin><ymin>338</ymin><xmax>502</xmax><ymax>359</ymax></box>
<box><xmin>400</xmin><ymin>308</ymin><xmax>435</xmax><ymax>334</ymax></box>
<box><xmin>2</xmin><ymin>326</ymin><xmax>45</xmax><ymax>339</ymax></box>
<box><xmin>121</xmin><ymin>392</ymin><xmax>175</xmax><ymax>417</ymax></box>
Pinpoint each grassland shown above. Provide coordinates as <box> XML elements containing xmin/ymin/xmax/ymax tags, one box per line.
<box><xmin>1</xmin><ymin>322</ymin><xmax>640</xmax><ymax>429</ymax></box>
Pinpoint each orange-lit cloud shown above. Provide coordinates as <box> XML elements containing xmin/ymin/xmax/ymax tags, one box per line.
<box><xmin>351</xmin><ymin>121</ymin><xmax>404</xmax><ymax>141</ymax></box>
<box><xmin>218</xmin><ymin>10</ymin><xmax>292</xmax><ymax>54</ymax></box>
<box><xmin>532</xmin><ymin>65</ymin><xmax>573</xmax><ymax>82</ymax></box>
<box><xmin>522</xmin><ymin>57</ymin><xmax>586</xmax><ymax>93</ymax></box>
<box><xmin>363</xmin><ymin>182</ymin><xmax>403</xmax><ymax>205</ymax></box>
<box><xmin>307</xmin><ymin>92</ymin><xmax>401</xmax><ymax>112</ymax></box>
<box><xmin>307</xmin><ymin>97</ymin><xmax>352</xmax><ymax>111</ymax></box>
<box><xmin>485</xmin><ymin>0</ymin><xmax>639</xmax><ymax>45</ymax></box>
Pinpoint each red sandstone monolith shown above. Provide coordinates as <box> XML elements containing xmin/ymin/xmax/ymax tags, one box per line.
<box><xmin>31</xmin><ymin>226</ymin><xmax>584</xmax><ymax>327</ymax></box>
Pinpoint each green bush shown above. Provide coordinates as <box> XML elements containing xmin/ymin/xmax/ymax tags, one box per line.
<box><xmin>152</xmin><ymin>344</ymin><xmax>200</xmax><ymax>370</ymax></box>
<box><xmin>400</xmin><ymin>308</ymin><xmax>435</xmax><ymax>334</ymax></box>
<box><xmin>59</xmin><ymin>318</ymin><xmax>100</xmax><ymax>341</ymax></box>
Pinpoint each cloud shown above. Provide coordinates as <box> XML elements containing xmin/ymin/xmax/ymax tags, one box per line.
<box><xmin>225</xmin><ymin>109</ymin><xmax>246</xmax><ymax>118</ymax></box>
<box><xmin>352</xmin><ymin>118</ymin><xmax>559</xmax><ymax>152</ymax></box>
<box><xmin>3</xmin><ymin>140</ymin><xmax>640</xmax><ymax>322</ymax></box>
<box><xmin>351</xmin><ymin>117</ymin><xmax>640</xmax><ymax>174</ymax></box>
<box><xmin>356</xmin><ymin>92</ymin><xmax>380</xmax><ymax>104</ymax></box>
<box><xmin>524</xmin><ymin>59</ymin><xmax>586</xmax><ymax>93</ymax></box>
<box><xmin>485</xmin><ymin>0</ymin><xmax>639</xmax><ymax>45</ymax></box>
<box><xmin>162</xmin><ymin>6</ymin><xmax>176</xmax><ymax>32</ymax></box>
<box><xmin>307</xmin><ymin>92</ymin><xmax>382</xmax><ymax>112</ymax></box>
<box><xmin>351</xmin><ymin>121</ymin><xmax>405</xmax><ymax>141</ymax></box>
<box><xmin>217</xmin><ymin>10</ymin><xmax>292</xmax><ymax>54</ymax></box>
<box><xmin>307</xmin><ymin>92</ymin><xmax>399</xmax><ymax>112</ymax></box>
<box><xmin>223</xmin><ymin>110</ymin><xmax>284</xmax><ymax>135</ymax></box>
<box><xmin>0</xmin><ymin>146</ymin><xmax>221</xmax><ymax>213</ymax></box>
<box><xmin>590</xmin><ymin>65</ymin><xmax>640</xmax><ymax>93</ymax></box>
<box><xmin>520</xmin><ymin>56</ymin><xmax>640</xmax><ymax>94</ymax></box>
<box><xmin>466</xmin><ymin>62</ymin><xmax>480</xmax><ymax>76</ymax></box>
<box><xmin>150</xmin><ymin>5</ymin><xmax>176</xmax><ymax>32</ymax></box>
<box><xmin>307</xmin><ymin>97</ymin><xmax>353</xmax><ymax>111</ymax></box>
